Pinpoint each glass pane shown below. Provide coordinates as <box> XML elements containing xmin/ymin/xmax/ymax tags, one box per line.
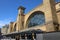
<box><xmin>28</xmin><ymin>13</ymin><xmax>45</xmax><ymax>27</ymax></box>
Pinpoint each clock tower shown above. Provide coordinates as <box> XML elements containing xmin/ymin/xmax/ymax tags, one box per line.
<box><xmin>16</xmin><ymin>6</ymin><xmax>25</xmax><ymax>31</ymax></box>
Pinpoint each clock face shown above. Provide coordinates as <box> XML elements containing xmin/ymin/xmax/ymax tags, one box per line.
<box><xmin>28</xmin><ymin>13</ymin><xmax>45</xmax><ymax>27</ymax></box>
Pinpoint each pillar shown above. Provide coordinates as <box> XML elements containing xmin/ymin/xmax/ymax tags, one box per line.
<box><xmin>32</xmin><ymin>33</ymin><xmax>35</xmax><ymax>40</ymax></box>
<box><xmin>15</xmin><ymin>36</ymin><xmax>20</xmax><ymax>40</ymax></box>
<box><xmin>43</xmin><ymin>0</ymin><xmax>58</xmax><ymax>32</ymax></box>
<box><xmin>25</xmin><ymin>34</ymin><xmax>27</xmax><ymax>40</ymax></box>
<box><xmin>20</xmin><ymin>34</ymin><xmax>22</xmax><ymax>40</ymax></box>
<box><xmin>9</xmin><ymin>22</ymin><xmax>14</xmax><ymax>33</ymax></box>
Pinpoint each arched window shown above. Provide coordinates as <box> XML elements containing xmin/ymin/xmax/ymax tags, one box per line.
<box><xmin>28</xmin><ymin>11</ymin><xmax>45</xmax><ymax>28</ymax></box>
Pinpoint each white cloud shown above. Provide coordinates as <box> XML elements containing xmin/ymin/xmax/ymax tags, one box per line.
<box><xmin>0</xmin><ymin>18</ymin><xmax>14</xmax><ymax>28</ymax></box>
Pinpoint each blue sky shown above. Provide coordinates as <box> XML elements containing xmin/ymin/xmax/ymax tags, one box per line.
<box><xmin>0</xmin><ymin>0</ymin><xmax>59</xmax><ymax>28</ymax></box>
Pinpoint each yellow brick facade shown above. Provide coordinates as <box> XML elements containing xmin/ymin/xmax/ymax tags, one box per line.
<box><xmin>6</xmin><ymin>0</ymin><xmax>60</xmax><ymax>34</ymax></box>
